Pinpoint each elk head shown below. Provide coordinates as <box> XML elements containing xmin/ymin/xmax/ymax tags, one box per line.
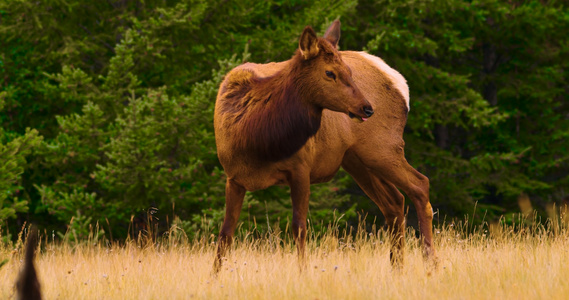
<box><xmin>296</xmin><ymin>21</ymin><xmax>373</xmax><ymax>122</ymax></box>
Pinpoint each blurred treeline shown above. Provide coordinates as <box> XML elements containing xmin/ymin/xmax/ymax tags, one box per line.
<box><xmin>1</xmin><ymin>0</ymin><xmax>568</xmax><ymax>241</ymax></box>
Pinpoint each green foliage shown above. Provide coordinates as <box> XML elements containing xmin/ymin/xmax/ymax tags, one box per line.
<box><xmin>0</xmin><ymin>258</ymin><xmax>7</xmax><ymax>270</ymax></box>
<box><xmin>0</xmin><ymin>97</ymin><xmax>42</xmax><ymax>219</ymax></box>
<box><xmin>350</xmin><ymin>0</ymin><xmax>569</xmax><ymax>218</ymax></box>
<box><xmin>0</xmin><ymin>0</ymin><xmax>568</xmax><ymax>240</ymax></box>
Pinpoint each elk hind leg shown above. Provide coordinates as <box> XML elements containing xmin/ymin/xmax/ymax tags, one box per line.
<box><xmin>365</xmin><ymin>154</ymin><xmax>437</xmax><ymax>265</ymax></box>
<box><xmin>379</xmin><ymin>180</ymin><xmax>407</xmax><ymax>266</ymax></box>
<box><xmin>342</xmin><ymin>157</ymin><xmax>405</xmax><ymax>267</ymax></box>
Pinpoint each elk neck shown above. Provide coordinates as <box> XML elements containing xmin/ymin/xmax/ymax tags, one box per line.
<box><xmin>227</xmin><ymin>58</ymin><xmax>324</xmax><ymax>162</ymax></box>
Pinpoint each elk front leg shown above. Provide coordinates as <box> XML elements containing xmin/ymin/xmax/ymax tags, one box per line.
<box><xmin>213</xmin><ymin>179</ymin><xmax>246</xmax><ymax>273</ymax></box>
<box><xmin>289</xmin><ymin>171</ymin><xmax>311</xmax><ymax>267</ymax></box>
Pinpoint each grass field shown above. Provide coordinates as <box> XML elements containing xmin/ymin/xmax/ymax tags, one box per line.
<box><xmin>1</xmin><ymin>218</ymin><xmax>569</xmax><ymax>300</ymax></box>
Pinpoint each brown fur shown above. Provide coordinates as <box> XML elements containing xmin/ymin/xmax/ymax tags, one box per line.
<box><xmin>217</xmin><ymin>60</ymin><xmax>323</xmax><ymax>162</ymax></box>
<box><xmin>16</xmin><ymin>227</ymin><xmax>42</xmax><ymax>300</ymax></box>
<box><xmin>213</xmin><ymin>21</ymin><xmax>436</xmax><ymax>272</ymax></box>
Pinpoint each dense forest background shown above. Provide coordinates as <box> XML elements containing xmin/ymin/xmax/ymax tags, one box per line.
<box><xmin>1</xmin><ymin>0</ymin><xmax>568</xmax><ymax>241</ymax></box>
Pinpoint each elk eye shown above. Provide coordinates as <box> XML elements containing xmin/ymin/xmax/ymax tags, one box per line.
<box><xmin>325</xmin><ymin>71</ymin><xmax>336</xmax><ymax>80</ymax></box>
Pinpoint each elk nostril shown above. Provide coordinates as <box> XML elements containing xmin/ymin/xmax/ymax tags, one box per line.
<box><xmin>363</xmin><ymin>106</ymin><xmax>374</xmax><ymax>117</ymax></box>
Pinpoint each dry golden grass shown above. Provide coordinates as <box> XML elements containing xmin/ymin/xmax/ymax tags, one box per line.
<box><xmin>1</xmin><ymin>219</ymin><xmax>569</xmax><ymax>300</ymax></box>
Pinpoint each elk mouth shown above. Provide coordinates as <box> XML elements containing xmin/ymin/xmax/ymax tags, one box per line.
<box><xmin>349</xmin><ymin>105</ymin><xmax>374</xmax><ymax>122</ymax></box>
<box><xmin>349</xmin><ymin>112</ymin><xmax>368</xmax><ymax>122</ymax></box>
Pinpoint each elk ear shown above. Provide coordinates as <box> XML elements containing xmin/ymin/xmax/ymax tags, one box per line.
<box><xmin>323</xmin><ymin>20</ymin><xmax>341</xmax><ymax>48</ymax></box>
<box><xmin>299</xmin><ymin>26</ymin><xmax>319</xmax><ymax>60</ymax></box>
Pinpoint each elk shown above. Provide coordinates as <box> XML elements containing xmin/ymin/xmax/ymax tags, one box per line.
<box><xmin>213</xmin><ymin>20</ymin><xmax>436</xmax><ymax>272</ymax></box>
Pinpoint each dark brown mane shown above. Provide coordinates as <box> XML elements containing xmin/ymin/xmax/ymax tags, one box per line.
<box><xmin>219</xmin><ymin>51</ymin><xmax>324</xmax><ymax>162</ymax></box>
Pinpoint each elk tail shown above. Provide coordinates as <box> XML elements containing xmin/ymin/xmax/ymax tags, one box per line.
<box><xmin>16</xmin><ymin>226</ymin><xmax>42</xmax><ymax>300</ymax></box>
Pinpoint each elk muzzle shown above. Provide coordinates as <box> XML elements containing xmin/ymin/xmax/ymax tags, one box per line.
<box><xmin>348</xmin><ymin>104</ymin><xmax>374</xmax><ymax>122</ymax></box>
<box><xmin>363</xmin><ymin>106</ymin><xmax>374</xmax><ymax>118</ymax></box>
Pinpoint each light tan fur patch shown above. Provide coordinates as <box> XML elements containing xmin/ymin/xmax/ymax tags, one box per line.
<box><xmin>357</xmin><ymin>52</ymin><xmax>410</xmax><ymax>111</ymax></box>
